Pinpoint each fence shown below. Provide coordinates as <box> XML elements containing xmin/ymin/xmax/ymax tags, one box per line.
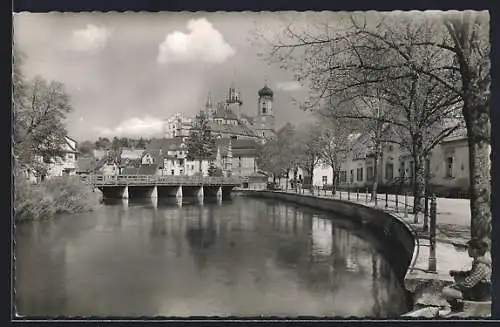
<box><xmin>80</xmin><ymin>174</ymin><xmax>242</xmax><ymax>186</ymax></box>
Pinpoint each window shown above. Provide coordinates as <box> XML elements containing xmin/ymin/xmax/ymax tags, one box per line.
<box><xmin>67</xmin><ymin>153</ymin><xmax>74</xmax><ymax>160</ymax></box>
<box><xmin>238</xmin><ymin>157</ymin><xmax>242</xmax><ymax>168</ymax></box>
<box><xmin>350</xmin><ymin>170</ymin><xmax>354</xmax><ymax>183</ymax></box>
<box><xmin>367</xmin><ymin>166</ymin><xmax>374</xmax><ymax>181</ymax></box>
<box><xmin>409</xmin><ymin>161</ymin><xmax>414</xmax><ymax>178</ymax></box>
<box><xmin>262</xmin><ymin>106</ymin><xmax>267</xmax><ymax>114</ymax></box>
<box><xmin>171</xmin><ymin>170</ymin><xmax>175</xmax><ymax>175</ymax></box>
<box><xmin>356</xmin><ymin>168</ymin><xmax>364</xmax><ymax>181</ymax></box>
<box><xmin>446</xmin><ymin>157</ymin><xmax>453</xmax><ymax>178</ymax></box>
<box><xmin>386</xmin><ymin>163</ymin><xmax>394</xmax><ymax>181</ymax></box>
<box><xmin>340</xmin><ymin>171</ymin><xmax>347</xmax><ymax>183</ymax></box>
<box><xmin>400</xmin><ymin>161</ymin><xmax>405</xmax><ymax>177</ymax></box>
<box><xmin>322</xmin><ymin>176</ymin><xmax>328</xmax><ymax>185</ymax></box>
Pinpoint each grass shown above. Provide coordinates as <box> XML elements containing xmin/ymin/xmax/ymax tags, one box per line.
<box><xmin>14</xmin><ymin>175</ymin><xmax>102</xmax><ymax>223</ymax></box>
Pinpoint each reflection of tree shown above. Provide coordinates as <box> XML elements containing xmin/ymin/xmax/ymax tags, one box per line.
<box><xmin>150</xmin><ymin>207</ymin><xmax>168</xmax><ymax>238</ymax></box>
<box><xmin>371</xmin><ymin>250</ymin><xmax>382</xmax><ymax>317</ymax></box>
<box><xmin>185</xmin><ymin>206</ymin><xmax>217</xmax><ymax>271</ymax></box>
<box><xmin>16</xmin><ymin>222</ymin><xmax>69</xmax><ymax>316</ymax></box>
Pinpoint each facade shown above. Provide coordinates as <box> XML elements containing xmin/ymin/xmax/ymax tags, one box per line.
<box><xmin>21</xmin><ymin>136</ymin><xmax>78</xmax><ymax>182</ymax></box>
<box><xmin>308</xmin><ymin>127</ymin><xmax>471</xmax><ymax>194</ymax></box>
<box><xmin>138</xmin><ymin>137</ymin><xmax>261</xmax><ymax>178</ymax></box>
<box><xmin>45</xmin><ymin>136</ymin><xmax>78</xmax><ymax>177</ymax></box>
<box><xmin>163</xmin><ymin>113</ymin><xmax>193</xmax><ymax>139</ymax></box>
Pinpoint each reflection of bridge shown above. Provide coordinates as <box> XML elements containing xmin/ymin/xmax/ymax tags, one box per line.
<box><xmin>80</xmin><ymin>175</ymin><xmax>242</xmax><ymax>200</ymax></box>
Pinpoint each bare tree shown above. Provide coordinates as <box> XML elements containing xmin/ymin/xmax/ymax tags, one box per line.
<box><xmin>295</xmin><ymin>122</ymin><xmax>324</xmax><ymax>190</ymax></box>
<box><xmin>257</xmin><ymin>12</ymin><xmax>471</xmax><ymax>219</ymax></box>
<box><xmin>256</xmin><ymin>123</ymin><xmax>298</xmax><ymax>187</ymax></box>
<box><xmin>316</xmin><ymin>116</ymin><xmax>355</xmax><ymax>195</ymax></box>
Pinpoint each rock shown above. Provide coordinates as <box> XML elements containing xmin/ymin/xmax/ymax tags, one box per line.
<box><xmin>402</xmin><ymin>307</ymin><xmax>439</xmax><ymax>318</ymax></box>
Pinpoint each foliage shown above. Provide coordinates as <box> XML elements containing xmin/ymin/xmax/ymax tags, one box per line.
<box><xmin>77</xmin><ymin>140</ymin><xmax>95</xmax><ymax>156</ymax></box>
<box><xmin>14</xmin><ymin>175</ymin><xmax>101</xmax><ymax>223</ymax></box>
<box><xmin>186</xmin><ymin>112</ymin><xmax>217</xmax><ymax>172</ymax></box>
<box><xmin>13</xmin><ymin>73</ymin><xmax>72</xmax><ymax>178</ymax></box>
<box><xmin>94</xmin><ymin>137</ymin><xmax>112</xmax><ymax>149</ymax></box>
<box><xmin>208</xmin><ymin>164</ymin><xmax>223</xmax><ymax>177</ymax></box>
<box><xmin>93</xmin><ymin>137</ymin><xmax>150</xmax><ymax>150</ymax></box>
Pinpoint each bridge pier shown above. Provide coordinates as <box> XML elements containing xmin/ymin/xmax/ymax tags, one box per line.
<box><xmin>151</xmin><ymin>185</ymin><xmax>158</xmax><ymax>198</ymax></box>
<box><xmin>122</xmin><ymin>186</ymin><xmax>129</xmax><ymax>199</ymax></box>
<box><xmin>216</xmin><ymin>186</ymin><xmax>222</xmax><ymax>204</ymax></box>
<box><xmin>176</xmin><ymin>185</ymin><xmax>183</xmax><ymax>199</ymax></box>
<box><xmin>197</xmin><ymin>186</ymin><xmax>204</xmax><ymax>204</ymax></box>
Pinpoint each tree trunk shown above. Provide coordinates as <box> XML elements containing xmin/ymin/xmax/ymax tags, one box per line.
<box><xmin>463</xmin><ymin>102</ymin><xmax>491</xmax><ymax>244</ymax></box>
<box><xmin>413</xmin><ymin>154</ymin><xmax>425</xmax><ymax>215</ymax></box>
<box><xmin>285</xmin><ymin>169</ymin><xmax>290</xmax><ymax>192</ymax></box>
<box><xmin>331</xmin><ymin>166</ymin><xmax>337</xmax><ymax>195</ymax></box>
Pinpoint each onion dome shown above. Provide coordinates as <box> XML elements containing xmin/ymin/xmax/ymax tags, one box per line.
<box><xmin>258</xmin><ymin>85</ymin><xmax>273</xmax><ymax>97</ymax></box>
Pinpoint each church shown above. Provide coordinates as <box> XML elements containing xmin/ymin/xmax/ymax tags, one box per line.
<box><xmin>163</xmin><ymin>82</ymin><xmax>276</xmax><ymax>141</ymax></box>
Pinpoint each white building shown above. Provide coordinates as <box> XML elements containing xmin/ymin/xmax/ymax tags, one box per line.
<box><xmin>307</xmin><ymin>127</ymin><xmax>471</xmax><ymax>195</ymax></box>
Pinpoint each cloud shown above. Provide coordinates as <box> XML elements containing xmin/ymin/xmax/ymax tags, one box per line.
<box><xmin>70</xmin><ymin>24</ymin><xmax>110</xmax><ymax>52</ymax></box>
<box><xmin>157</xmin><ymin>18</ymin><xmax>235</xmax><ymax>65</ymax></box>
<box><xmin>94</xmin><ymin>116</ymin><xmax>164</xmax><ymax>138</ymax></box>
<box><xmin>275</xmin><ymin>81</ymin><xmax>302</xmax><ymax>92</ymax></box>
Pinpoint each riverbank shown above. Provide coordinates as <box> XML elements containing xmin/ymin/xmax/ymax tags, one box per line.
<box><xmin>239</xmin><ymin>189</ymin><xmax>489</xmax><ymax>318</ymax></box>
<box><xmin>14</xmin><ymin>176</ymin><xmax>102</xmax><ymax>223</ymax></box>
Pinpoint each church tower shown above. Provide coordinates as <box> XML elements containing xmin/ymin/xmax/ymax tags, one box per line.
<box><xmin>256</xmin><ymin>83</ymin><xmax>275</xmax><ymax>138</ymax></box>
<box><xmin>205</xmin><ymin>91</ymin><xmax>215</xmax><ymax>119</ymax></box>
<box><xmin>226</xmin><ymin>82</ymin><xmax>243</xmax><ymax>119</ymax></box>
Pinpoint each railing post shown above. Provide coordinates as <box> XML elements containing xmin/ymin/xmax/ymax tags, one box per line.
<box><xmin>340</xmin><ymin>190</ymin><xmax>342</xmax><ymax>200</ymax></box>
<box><xmin>428</xmin><ymin>194</ymin><xmax>437</xmax><ymax>273</ymax></box>
<box><xmin>404</xmin><ymin>193</ymin><xmax>408</xmax><ymax>218</ymax></box>
<box><xmin>423</xmin><ymin>192</ymin><xmax>429</xmax><ymax>233</ymax></box>
<box><xmin>347</xmin><ymin>185</ymin><xmax>350</xmax><ymax>201</ymax></box>
<box><xmin>385</xmin><ymin>192</ymin><xmax>388</xmax><ymax>209</ymax></box>
<box><xmin>365</xmin><ymin>187</ymin><xmax>368</xmax><ymax>203</ymax></box>
<box><xmin>374</xmin><ymin>187</ymin><xmax>378</xmax><ymax>207</ymax></box>
<box><xmin>356</xmin><ymin>188</ymin><xmax>359</xmax><ymax>201</ymax></box>
<box><xmin>395</xmin><ymin>193</ymin><xmax>399</xmax><ymax>213</ymax></box>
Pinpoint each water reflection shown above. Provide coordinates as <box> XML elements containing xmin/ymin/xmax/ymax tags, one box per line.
<box><xmin>15</xmin><ymin>197</ymin><xmax>408</xmax><ymax>317</ymax></box>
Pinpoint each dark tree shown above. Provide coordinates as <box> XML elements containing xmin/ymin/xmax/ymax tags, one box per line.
<box><xmin>186</xmin><ymin>112</ymin><xmax>216</xmax><ymax>173</ymax></box>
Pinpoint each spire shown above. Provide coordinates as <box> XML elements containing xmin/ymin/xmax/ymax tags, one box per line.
<box><xmin>206</xmin><ymin>91</ymin><xmax>213</xmax><ymax>108</ymax></box>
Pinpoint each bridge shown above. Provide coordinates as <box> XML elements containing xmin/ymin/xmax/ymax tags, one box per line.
<box><xmin>80</xmin><ymin>174</ymin><xmax>242</xmax><ymax>200</ymax></box>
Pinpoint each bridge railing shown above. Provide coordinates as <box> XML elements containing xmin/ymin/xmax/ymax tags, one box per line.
<box><xmin>80</xmin><ymin>174</ymin><xmax>242</xmax><ymax>185</ymax></box>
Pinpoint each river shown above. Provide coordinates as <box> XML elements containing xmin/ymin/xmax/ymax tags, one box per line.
<box><xmin>15</xmin><ymin>196</ymin><xmax>409</xmax><ymax>318</ymax></box>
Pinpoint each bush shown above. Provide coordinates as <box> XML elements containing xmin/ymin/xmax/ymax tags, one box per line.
<box><xmin>14</xmin><ymin>175</ymin><xmax>101</xmax><ymax>223</ymax></box>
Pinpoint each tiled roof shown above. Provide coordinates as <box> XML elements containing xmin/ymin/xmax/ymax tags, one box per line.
<box><xmin>121</xmin><ymin>149</ymin><xmax>144</xmax><ymax>159</ymax></box>
<box><xmin>210</xmin><ymin>122</ymin><xmax>257</xmax><ymax>137</ymax></box>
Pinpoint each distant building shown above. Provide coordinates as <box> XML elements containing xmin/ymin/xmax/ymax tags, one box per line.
<box><xmin>137</xmin><ymin>137</ymin><xmax>261</xmax><ymax>179</ymax></box>
<box><xmin>306</xmin><ymin>126</ymin><xmax>471</xmax><ymax>196</ymax></box>
<box><xmin>162</xmin><ymin>81</ymin><xmax>276</xmax><ymax>142</ymax></box>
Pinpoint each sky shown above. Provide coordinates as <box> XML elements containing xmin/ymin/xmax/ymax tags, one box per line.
<box><xmin>13</xmin><ymin>12</ymin><xmax>316</xmax><ymax>141</ymax></box>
